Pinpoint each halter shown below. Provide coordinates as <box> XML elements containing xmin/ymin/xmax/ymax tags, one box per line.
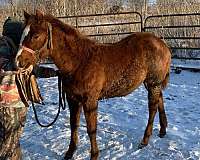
<box><xmin>19</xmin><ymin>23</ymin><xmax>53</xmax><ymax>63</ymax></box>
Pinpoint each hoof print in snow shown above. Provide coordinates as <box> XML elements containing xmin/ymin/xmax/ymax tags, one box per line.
<box><xmin>166</xmin><ymin>97</ymin><xmax>175</xmax><ymax>101</ymax></box>
<box><xmin>175</xmin><ymin>68</ymin><xmax>182</xmax><ymax>74</ymax></box>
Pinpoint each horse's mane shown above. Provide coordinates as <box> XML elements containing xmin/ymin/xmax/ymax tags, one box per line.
<box><xmin>43</xmin><ymin>14</ymin><xmax>84</xmax><ymax>38</ymax></box>
<box><xmin>41</xmin><ymin>14</ymin><xmax>100</xmax><ymax>58</ymax></box>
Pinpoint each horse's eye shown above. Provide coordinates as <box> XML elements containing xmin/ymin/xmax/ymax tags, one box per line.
<box><xmin>33</xmin><ymin>34</ymin><xmax>40</xmax><ymax>39</ymax></box>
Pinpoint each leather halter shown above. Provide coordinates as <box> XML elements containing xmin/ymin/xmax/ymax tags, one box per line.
<box><xmin>19</xmin><ymin>23</ymin><xmax>53</xmax><ymax>62</ymax></box>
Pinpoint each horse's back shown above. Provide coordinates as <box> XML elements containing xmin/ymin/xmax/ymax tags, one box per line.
<box><xmin>99</xmin><ymin>32</ymin><xmax>171</xmax><ymax>98</ymax></box>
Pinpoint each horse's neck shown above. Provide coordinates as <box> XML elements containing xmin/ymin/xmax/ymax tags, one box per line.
<box><xmin>50</xmin><ymin>27</ymin><xmax>94</xmax><ymax>74</ymax></box>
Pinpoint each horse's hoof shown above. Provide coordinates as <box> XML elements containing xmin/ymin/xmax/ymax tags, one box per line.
<box><xmin>64</xmin><ymin>151</ymin><xmax>75</xmax><ymax>160</ymax></box>
<box><xmin>158</xmin><ymin>129</ymin><xmax>166</xmax><ymax>138</ymax></box>
<box><xmin>64</xmin><ymin>154</ymin><xmax>73</xmax><ymax>160</ymax></box>
<box><xmin>64</xmin><ymin>145</ymin><xmax>77</xmax><ymax>160</ymax></box>
<box><xmin>158</xmin><ymin>132</ymin><xmax>166</xmax><ymax>138</ymax></box>
<box><xmin>138</xmin><ymin>143</ymin><xmax>148</xmax><ymax>149</ymax></box>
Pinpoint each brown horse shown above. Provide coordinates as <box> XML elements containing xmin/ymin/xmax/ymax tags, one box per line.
<box><xmin>16</xmin><ymin>10</ymin><xmax>171</xmax><ymax>160</ymax></box>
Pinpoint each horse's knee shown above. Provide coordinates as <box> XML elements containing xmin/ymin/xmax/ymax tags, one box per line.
<box><xmin>82</xmin><ymin>99</ymin><xmax>99</xmax><ymax>158</ymax></box>
<box><xmin>84</xmin><ymin>109</ymin><xmax>98</xmax><ymax>147</ymax></box>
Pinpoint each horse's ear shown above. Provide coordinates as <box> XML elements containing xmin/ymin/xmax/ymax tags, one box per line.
<box><xmin>36</xmin><ymin>10</ymin><xmax>44</xmax><ymax>20</ymax></box>
<box><xmin>24</xmin><ymin>10</ymin><xmax>31</xmax><ymax>20</ymax></box>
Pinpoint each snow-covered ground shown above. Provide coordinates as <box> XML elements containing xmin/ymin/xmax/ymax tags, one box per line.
<box><xmin>172</xmin><ymin>59</ymin><xmax>200</xmax><ymax>70</ymax></box>
<box><xmin>21</xmin><ymin>69</ymin><xmax>200</xmax><ymax>160</ymax></box>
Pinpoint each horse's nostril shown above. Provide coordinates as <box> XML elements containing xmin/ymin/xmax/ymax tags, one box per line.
<box><xmin>15</xmin><ymin>57</ymin><xmax>24</xmax><ymax>68</ymax></box>
<box><xmin>18</xmin><ymin>62</ymin><xmax>23</xmax><ymax>68</ymax></box>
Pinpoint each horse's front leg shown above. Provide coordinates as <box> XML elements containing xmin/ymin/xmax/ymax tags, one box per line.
<box><xmin>65</xmin><ymin>97</ymin><xmax>82</xmax><ymax>160</ymax></box>
<box><xmin>83</xmin><ymin>99</ymin><xmax>99</xmax><ymax>160</ymax></box>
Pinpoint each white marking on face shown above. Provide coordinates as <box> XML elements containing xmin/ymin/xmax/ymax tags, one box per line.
<box><xmin>20</xmin><ymin>25</ymin><xmax>30</xmax><ymax>45</ymax></box>
<box><xmin>15</xmin><ymin>48</ymin><xmax>23</xmax><ymax>67</ymax></box>
<box><xmin>16</xmin><ymin>25</ymin><xmax>31</xmax><ymax>67</ymax></box>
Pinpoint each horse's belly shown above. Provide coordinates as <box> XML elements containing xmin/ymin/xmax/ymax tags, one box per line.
<box><xmin>100</xmin><ymin>78</ymin><xmax>143</xmax><ymax>99</ymax></box>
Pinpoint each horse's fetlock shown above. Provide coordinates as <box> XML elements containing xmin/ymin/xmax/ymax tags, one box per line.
<box><xmin>91</xmin><ymin>149</ymin><xmax>99</xmax><ymax>160</ymax></box>
<box><xmin>87</xmin><ymin>129</ymin><xmax>97</xmax><ymax>136</ymax></box>
<box><xmin>65</xmin><ymin>143</ymin><xmax>77</xmax><ymax>159</ymax></box>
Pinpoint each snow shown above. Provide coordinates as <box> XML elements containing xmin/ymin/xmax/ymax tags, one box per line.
<box><xmin>172</xmin><ymin>59</ymin><xmax>200</xmax><ymax>70</ymax></box>
<box><xmin>21</xmin><ymin>70</ymin><xmax>200</xmax><ymax>160</ymax></box>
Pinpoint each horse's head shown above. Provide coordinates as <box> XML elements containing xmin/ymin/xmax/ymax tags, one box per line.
<box><xmin>16</xmin><ymin>10</ymin><xmax>53</xmax><ymax>69</ymax></box>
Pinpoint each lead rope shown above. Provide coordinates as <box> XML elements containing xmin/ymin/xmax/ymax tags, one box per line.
<box><xmin>58</xmin><ymin>71</ymin><xmax>67</xmax><ymax>110</ymax></box>
<box><xmin>30</xmin><ymin>72</ymin><xmax>67</xmax><ymax>127</ymax></box>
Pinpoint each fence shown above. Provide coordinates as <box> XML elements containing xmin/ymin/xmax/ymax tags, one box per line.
<box><xmin>57</xmin><ymin>12</ymin><xmax>200</xmax><ymax>60</ymax></box>
<box><xmin>143</xmin><ymin>13</ymin><xmax>200</xmax><ymax>60</ymax></box>
<box><xmin>58</xmin><ymin>11</ymin><xmax>142</xmax><ymax>43</ymax></box>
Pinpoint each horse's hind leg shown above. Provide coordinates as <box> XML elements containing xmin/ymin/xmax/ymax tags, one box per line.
<box><xmin>141</xmin><ymin>85</ymin><xmax>161</xmax><ymax>147</ymax></box>
<box><xmin>158</xmin><ymin>91</ymin><xmax>167</xmax><ymax>138</ymax></box>
<box><xmin>65</xmin><ymin>97</ymin><xmax>82</xmax><ymax>160</ymax></box>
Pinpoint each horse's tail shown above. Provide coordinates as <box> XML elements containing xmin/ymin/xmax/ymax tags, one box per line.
<box><xmin>162</xmin><ymin>67</ymin><xmax>170</xmax><ymax>90</ymax></box>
